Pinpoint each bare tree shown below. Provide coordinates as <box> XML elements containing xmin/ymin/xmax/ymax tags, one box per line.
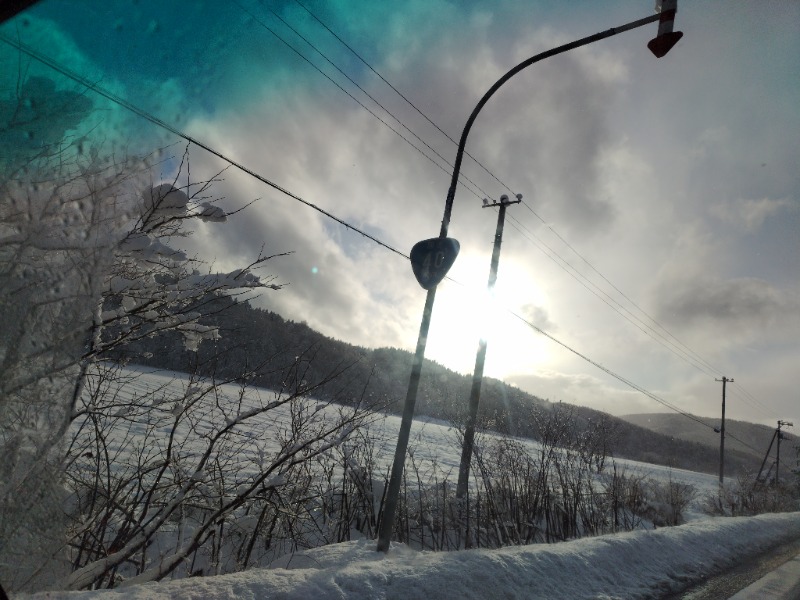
<box><xmin>62</xmin><ymin>356</ymin><xmax>377</xmax><ymax>589</ymax></box>
<box><xmin>0</xmin><ymin>66</ymin><xmax>285</xmax><ymax>591</ymax></box>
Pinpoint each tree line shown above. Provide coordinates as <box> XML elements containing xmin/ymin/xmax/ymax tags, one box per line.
<box><xmin>123</xmin><ymin>295</ymin><xmax>763</xmax><ymax>478</ymax></box>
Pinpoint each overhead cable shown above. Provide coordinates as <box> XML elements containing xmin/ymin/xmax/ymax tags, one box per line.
<box><xmin>4</xmin><ymin>33</ymin><xmax>779</xmax><ymax>446</ymax></box>
<box><xmin>504</xmin><ymin>215</ymin><xmax>718</xmax><ymax>378</ymax></box>
<box><xmin>289</xmin><ymin>0</ymin><xmax>519</xmax><ymax>198</ymax></box>
<box><xmin>518</xmin><ymin>200</ymin><xmax>722</xmax><ymax>377</ymax></box>
<box><xmin>285</xmin><ymin>0</ymin><xmax>727</xmax><ymax>391</ymax></box>
<box><xmin>232</xmin><ymin>0</ymin><xmax>488</xmax><ymax>201</ymax></box>
<box><xmin>0</xmin><ymin>34</ymin><xmax>410</xmax><ymax>263</ymax></box>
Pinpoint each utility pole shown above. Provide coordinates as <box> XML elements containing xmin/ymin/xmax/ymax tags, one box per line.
<box><xmin>776</xmin><ymin>420</ymin><xmax>794</xmax><ymax>485</ymax></box>
<box><xmin>716</xmin><ymin>376</ymin><xmax>732</xmax><ymax>488</ymax></box>
<box><xmin>756</xmin><ymin>428</ymin><xmax>778</xmax><ymax>484</ymax></box>
<box><xmin>375</xmin><ymin>4</ymin><xmax>685</xmax><ymax>553</ymax></box>
<box><xmin>456</xmin><ymin>194</ymin><xmax>521</xmax><ymax>517</ymax></box>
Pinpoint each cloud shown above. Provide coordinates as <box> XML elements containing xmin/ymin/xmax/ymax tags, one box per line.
<box><xmin>506</xmin><ymin>370</ymin><xmax>660</xmax><ymax>416</ymax></box>
<box><xmin>653</xmin><ymin>275</ymin><xmax>800</xmax><ymax>341</ymax></box>
<box><xmin>164</xmin><ymin>1</ymin><xmax>639</xmax><ymax>354</ymax></box>
<box><xmin>29</xmin><ymin>0</ymin><xmax>793</xmax><ymax>428</ymax></box>
<box><xmin>174</xmin><ymin>90</ymin><xmax>440</xmax><ymax>350</ymax></box>
<box><xmin>518</xmin><ymin>303</ymin><xmax>556</xmax><ymax>332</ymax></box>
<box><xmin>709</xmin><ymin>197</ymin><xmax>794</xmax><ymax>232</ymax></box>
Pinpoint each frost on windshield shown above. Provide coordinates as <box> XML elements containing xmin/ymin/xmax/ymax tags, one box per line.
<box><xmin>0</xmin><ymin>60</ymin><xmax>276</xmax><ymax>592</ymax></box>
<box><xmin>0</xmin><ymin>65</ymin><xmax>101</xmax><ymax>590</ymax></box>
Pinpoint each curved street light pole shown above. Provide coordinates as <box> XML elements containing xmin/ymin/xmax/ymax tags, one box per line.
<box><xmin>377</xmin><ymin>9</ymin><xmax>676</xmax><ymax>553</ymax></box>
<box><xmin>438</xmin><ymin>12</ymin><xmax>663</xmax><ymax>240</ymax></box>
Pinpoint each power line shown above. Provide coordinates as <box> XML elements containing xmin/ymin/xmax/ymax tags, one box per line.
<box><xmin>504</xmin><ymin>214</ymin><xmax>719</xmax><ymax>378</ymax></box>
<box><xmin>233</xmin><ymin>0</ymin><xmax>490</xmax><ymax>202</ymax></box>
<box><xmin>504</xmin><ymin>215</ymin><xmax>780</xmax><ymax>427</ymax></box>
<box><xmin>508</xmin><ymin>309</ymin><xmax>715</xmax><ymax>431</ymax></box>
<box><xmin>289</xmin><ymin>0</ymin><xmax>519</xmax><ymax>199</ymax></box>
<box><xmin>438</xmin><ymin>272</ymin><xmax>747</xmax><ymax>449</ymax></box>
<box><xmin>285</xmin><ymin>0</ymin><xmax>727</xmax><ymax>388</ymax></box>
<box><xmin>517</xmin><ymin>200</ymin><xmax>723</xmax><ymax>377</ymax></box>
<box><xmin>730</xmin><ymin>381</ymin><xmax>774</xmax><ymax>415</ymax></box>
<box><xmin>0</xmin><ymin>34</ymin><xmax>410</xmax><ymax>264</ymax></box>
<box><xmin>509</xmin><ymin>308</ymin><xmax>776</xmax><ymax>459</ymax></box>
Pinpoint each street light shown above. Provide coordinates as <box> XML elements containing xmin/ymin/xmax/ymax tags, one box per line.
<box><xmin>377</xmin><ymin>3</ymin><xmax>684</xmax><ymax>553</ymax></box>
<box><xmin>648</xmin><ymin>0</ymin><xmax>684</xmax><ymax>58</ymax></box>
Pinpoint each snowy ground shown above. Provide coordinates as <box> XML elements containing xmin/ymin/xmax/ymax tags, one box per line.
<box><xmin>21</xmin><ymin>513</ymin><xmax>800</xmax><ymax>599</ymax></box>
<box><xmin>112</xmin><ymin>365</ymin><xmax>723</xmax><ymax>500</ymax></box>
<box><xmin>22</xmin><ymin>366</ymin><xmax>799</xmax><ymax>599</ymax></box>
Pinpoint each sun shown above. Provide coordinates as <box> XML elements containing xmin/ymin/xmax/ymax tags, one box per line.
<box><xmin>424</xmin><ymin>255</ymin><xmax>551</xmax><ymax>380</ymax></box>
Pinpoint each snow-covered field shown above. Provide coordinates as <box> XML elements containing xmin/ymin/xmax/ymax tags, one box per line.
<box><xmin>25</xmin><ymin>366</ymin><xmax>799</xmax><ymax>599</ymax></box>
<box><xmin>109</xmin><ymin>366</ymin><xmax>722</xmax><ymax>501</ymax></box>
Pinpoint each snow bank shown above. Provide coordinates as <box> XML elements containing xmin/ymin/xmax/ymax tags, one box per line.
<box><xmin>22</xmin><ymin>512</ymin><xmax>800</xmax><ymax>599</ymax></box>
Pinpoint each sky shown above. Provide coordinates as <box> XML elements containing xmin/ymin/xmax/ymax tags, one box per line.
<box><xmin>3</xmin><ymin>0</ymin><xmax>799</xmax><ymax>428</ymax></box>
<box><xmin>21</xmin><ymin>513</ymin><xmax>800</xmax><ymax>599</ymax></box>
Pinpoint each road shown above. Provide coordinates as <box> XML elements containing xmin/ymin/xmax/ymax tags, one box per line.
<box><xmin>665</xmin><ymin>537</ymin><xmax>800</xmax><ymax>599</ymax></box>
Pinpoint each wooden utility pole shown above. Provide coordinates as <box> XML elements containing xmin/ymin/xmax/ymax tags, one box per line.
<box><xmin>456</xmin><ymin>194</ymin><xmax>521</xmax><ymax>519</ymax></box>
<box><xmin>756</xmin><ymin>428</ymin><xmax>779</xmax><ymax>484</ymax></box>
<box><xmin>776</xmin><ymin>420</ymin><xmax>793</xmax><ymax>484</ymax></box>
<box><xmin>716</xmin><ymin>376</ymin><xmax>732</xmax><ymax>488</ymax></box>
<box><xmin>376</xmin><ymin>4</ymin><xmax>684</xmax><ymax>553</ymax></box>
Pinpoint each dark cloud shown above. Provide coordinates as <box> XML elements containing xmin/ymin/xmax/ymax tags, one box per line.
<box><xmin>654</xmin><ymin>276</ymin><xmax>798</xmax><ymax>334</ymax></box>
<box><xmin>369</xmin><ymin>18</ymin><xmax>623</xmax><ymax>238</ymax></box>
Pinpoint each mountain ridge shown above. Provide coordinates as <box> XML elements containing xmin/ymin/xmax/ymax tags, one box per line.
<box><xmin>621</xmin><ymin>412</ymin><xmax>796</xmax><ymax>477</ymax></box>
<box><xmin>121</xmin><ymin>294</ymin><xmax>768</xmax><ymax>477</ymax></box>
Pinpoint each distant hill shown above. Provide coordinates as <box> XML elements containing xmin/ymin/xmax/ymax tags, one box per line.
<box><xmin>119</xmin><ymin>294</ymin><xmax>765</xmax><ymax>478</ymax></box>
<box><xmin>621</xmin><ymin>413</ymin><xmax>797</xmax><ymax>476</ymax></box>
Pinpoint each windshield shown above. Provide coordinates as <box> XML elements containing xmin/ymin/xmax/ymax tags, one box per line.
<box><xmin>1</xmin><ymin>1</ymin><xmax>798</xmax><ymax>596</ymax></box>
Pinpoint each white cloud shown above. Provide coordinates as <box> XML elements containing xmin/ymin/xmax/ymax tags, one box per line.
<box><xmin>31</xmin><ymin>0</ymin><xmax>794</xmax><ymax>429</ymax></box>
<box><xmin>709</xmin><ymin>197</ymin><xmax>794</xmax><ymax>232</ymax></box>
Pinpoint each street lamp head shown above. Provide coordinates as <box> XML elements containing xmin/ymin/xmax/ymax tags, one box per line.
<box><xmin>648</xmin><ymin>0</ymin><xmax>683</xmax><ymax>58</ymax></box>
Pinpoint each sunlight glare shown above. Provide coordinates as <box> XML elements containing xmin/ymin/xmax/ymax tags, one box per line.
<box><xmin>425</xmin><ymin>256</ymin><xmax>552</xmax><ymax>381</ymax></box>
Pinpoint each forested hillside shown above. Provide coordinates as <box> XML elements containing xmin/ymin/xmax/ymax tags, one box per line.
<box><xmin>120</xmin><ymin>294</ymin><xmax>762</xmax><ymax>476</ymax></box>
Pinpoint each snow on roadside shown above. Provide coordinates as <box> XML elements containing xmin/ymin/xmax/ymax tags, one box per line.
<box><xmin>22</xmin><ymin>512</ymin><xmax>800</xmax><ymax>600</ymax></box>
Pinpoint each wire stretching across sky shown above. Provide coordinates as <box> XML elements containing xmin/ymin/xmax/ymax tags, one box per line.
<box><xmin>231</xmin><ymin>0</ymin><xmax>492</xmax><ymax>203</ymax></box>
<box><xmin>288</xmin><ymin>0</ymin><xmax>517</xmax><ymax>199</ymax></box>
<box><xmin>1</xmin><ymin>33</ymin><xmax>780</xmax><ymax>437</ymax></box>
<box><xmin>503</xmin><ymin>213</ymin><xmax>719</xmax><ymax>378</ymax></box>
<box><xmin>0</xmin><ymin>35</ymin><xmax>410</xmax><ymax>264</ymax></box>
<box><xmin>517</xmin><ymin>200</ymin><xmax>723</xmax><ymax>377</ymax></box>
<box><xmin>509</xmin><ymin>308</ymin><xmax>779</xmax><ymax>460</ymax></box>
<box><xmin>253</xmin><ymin>0</ymin><xmax>498</xmax><ymax>202</ymax></box>
<box><xmin>278</xmin><ymin>0</ymin><xmax>728</xmax><ymax>390</ymax></box>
